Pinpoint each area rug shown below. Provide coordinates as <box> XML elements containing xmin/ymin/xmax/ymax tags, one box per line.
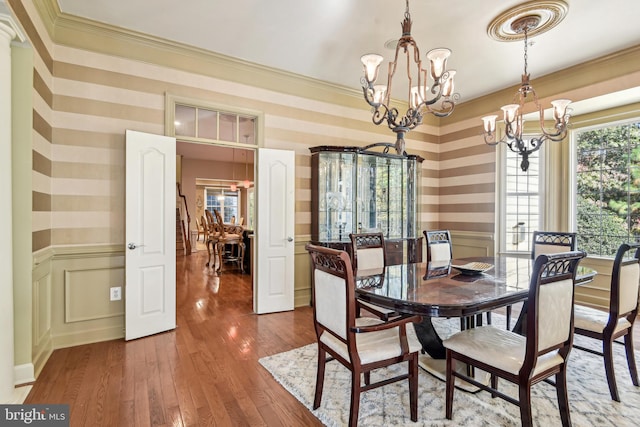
<box><xmin>259</xmin><ymin>317</ymin><xmax>640</xmax><ymax>426</ymax></box>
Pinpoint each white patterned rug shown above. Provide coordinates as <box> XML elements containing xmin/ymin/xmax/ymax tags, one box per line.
<box><xmin>259</xmin><ymin>317</ymin><xmax>640</xmax><ymax>426</ymax></box>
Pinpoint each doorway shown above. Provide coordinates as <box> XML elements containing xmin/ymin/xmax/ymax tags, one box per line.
<box><xmin>176</xmin><ymin>141</ymin><xmax>256</xmax><ymax>299</ymax></box>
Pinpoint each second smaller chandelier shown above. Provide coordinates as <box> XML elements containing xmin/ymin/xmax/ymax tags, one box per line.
<box><xmin>361</xmin><ymin>0</ymin><xmax>458</xmax><ymax>156</ymax></box>
<box><xmin>482</xmin><ymin>14</ymin><xmax>571</xmax><ymax>172</ymax></box>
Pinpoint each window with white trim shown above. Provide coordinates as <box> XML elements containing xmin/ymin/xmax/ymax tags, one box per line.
<box><xmin>498</xmin><ymin>144</ymin><xmax>543</xmax><ymax>254</ymax></box>
<box><xmin>206</xmin><ymin>188</ymin><xmax>239</xmax><ymax>223</ymax></box>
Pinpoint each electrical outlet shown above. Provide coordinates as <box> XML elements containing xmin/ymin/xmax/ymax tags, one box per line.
<box><xmin>110</xmin><ymin>286</ymin><xmax>122</xmax><ymax>301</ymax></box>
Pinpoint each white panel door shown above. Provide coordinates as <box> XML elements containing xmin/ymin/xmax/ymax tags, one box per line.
<box><xmin>255</xmin><ymin>148</ymin><xmax>295</xmax><ymax>314</ymax></box>
<box><xmin>125</xmin><ymin>130</ymin><xmax>176</xmax><ymax>340</ymax></box>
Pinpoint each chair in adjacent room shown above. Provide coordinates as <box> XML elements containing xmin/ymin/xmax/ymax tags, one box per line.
<box><xmin>306</xmin><ymin>244</ymin><xmax>421</xmax><ymax>427</ymax></box>
<box><xmin>573</xmin><ymin>242</ymin><xmax>640</xmax><ymax>402</ymax></box>
<box><xmin>195</xmin><ymin>217</ymin><xmax>206</xmax><ymax>242</ymax></box>
<box><xmin>211</xmin><ymin>209</ymin><xmax>245</xmax><ymax>273</ymax></box>
<box><xmin>424</xmin><ymin>230</ymin><xmax>491</xmax><ymax>327</ymax></box>
<box><xmin>203</xmin><ymin>212</ymin><xmax>220</xmax><ymax>269</ymax></box>
<box><xmin>443</xmin><ymin>251</ymin><xmax>586</xmax><ymax>427</ymax></box>
<box><xmin>349</xmin><ymin>232</ymin><xmax>398</xmax><ymax>320</ymax></box>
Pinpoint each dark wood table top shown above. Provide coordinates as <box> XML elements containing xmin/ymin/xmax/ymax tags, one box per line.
<box><xmin>355</xmin><ymin>255</ymin><xmax>596</xmax><ymax>318</ymax></box>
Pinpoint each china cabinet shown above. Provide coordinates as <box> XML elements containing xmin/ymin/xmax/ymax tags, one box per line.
<box><xmin>310</xmin><ymin>144</ymin><xmax>423</xmax><ymax>264</ymax></box>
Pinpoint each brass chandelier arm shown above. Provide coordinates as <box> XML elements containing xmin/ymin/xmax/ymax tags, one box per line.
<box><xmin>481</xmin><ymin>14</ymin><xmax>571</xmax><ymax>172</ymax></box>
<box><xmin>359</xmin><ymin>0</ymin><xmax>458</xmax><ymax>155</ymax></box>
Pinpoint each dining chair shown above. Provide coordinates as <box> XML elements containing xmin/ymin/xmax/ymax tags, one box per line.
<box><xmin>349</xmin><ymin>232</ymin><xmax>398</xmax><ymax>321</ymax></box>
<box><xmin>306</xmin><ymin>244</ymin><xmax>421</xmax><ymax>427</ymax></box>
<box><xmin>509</xmin><ymin>231</ymin><xmax>579</xmax><ymax>330</ymax></box>
<box><xmin>531</xmin><ymin>231</ymin><xmax>577</xmax><ymax>259</ymax></box>
<box><xmin>211</xmin><ymin>209</ymin><xmax>245</xmax><ymax>273</ymax></box>
<box><xmin>573</xmin><ymin>242</ymin><xmax>640</xmax><ymax>402</ymax></box>
<box><xmin>203</xmin><ymin>212</ymin><xmax>220</xmax><ymax>268</ymax></box>
<box><xmin>424</xmin><ymin>230</ymin><xmax>452</xmax><ymax>263</ymax></box>
<box><xmin>195</xmin><ymin>217</ymin><xmax>206</xmax><ymax>242</ymax></box>
<box><xmin>424</xmin><ymin>230</ymin><xmax>491</xmax><ymax>327</ymax></box>
<box><xmin>443</xmin><ymin>251</ymin><xmax>586</xmax><ymax>427</ymax></box>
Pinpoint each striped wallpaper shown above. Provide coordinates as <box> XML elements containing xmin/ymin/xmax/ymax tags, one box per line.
<box><xmin>9</xmin><ymin>0</ymin><xmax>640</xmax><ymax>254</ymax></box>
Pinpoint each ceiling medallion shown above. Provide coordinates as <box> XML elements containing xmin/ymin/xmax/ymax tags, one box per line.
<box><xmin>487</xmin><ymin>0</ymin><xmax>569</xmax><ymax>42</ymax></box>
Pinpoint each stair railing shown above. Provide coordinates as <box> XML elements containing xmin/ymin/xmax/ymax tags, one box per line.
<box><xmin>176</xmin><ymin>183</ymin><xmax>192</xmax><ymax>254</ymax></box>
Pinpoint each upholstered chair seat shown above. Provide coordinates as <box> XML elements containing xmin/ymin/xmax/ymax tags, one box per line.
<box><xmin>320</xmin><ymin>316</ymin><xmax>422</xmax><ymax>365</ymax></box>
<box><xmin>443</xmin><ymin>326</ymin><xmax>564</xmax><ymax>376</ymax></box>
<box><xmin>573</xmin><ymin>242</ymin><xmax>640</xmax><ymax>402</ymax></box>
<box><xmin>443</xmin><ymin>251</ymin><xmax>586</xmax><ymax>427</ymax></box>
<box><xmin>574</xmin><ymin>305</ymin><xmax>633</xmax><ymax>334</ymax></box>
<box><xmin>307</xmin><ymin>244</ymin><xmax>421</xmax><ymax>427</ymax></box>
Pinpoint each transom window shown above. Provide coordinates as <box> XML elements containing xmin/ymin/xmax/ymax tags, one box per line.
<box><xmin>575</xmin><ymin>119</ymin><xmax>640</xmax><ymax>257</ymax></box>
<box><xmin>174</xmin><ymin>104</ymin><xmax>256</xmax><ymax>144</ymax></box>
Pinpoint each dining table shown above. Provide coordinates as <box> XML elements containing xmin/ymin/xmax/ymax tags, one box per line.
<box><xmin>354</xmin><ymin>255</ymin><xmax>597</xmax><ymax>359</ymax></box>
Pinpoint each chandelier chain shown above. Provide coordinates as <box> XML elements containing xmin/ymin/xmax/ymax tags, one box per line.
<box><xmin>480</xmin><ymin>15</ymin><xmax>572</xmax><ymax>172</ymax></box>
<box><xmin>523</xmin><ymin>27</ymin><xmax>529</xmax><ymax>77</ymax></box>
<box><xmin>360</xmin><ymin>0</ymin><xmax>458</xmax><ymax>155</ymax></box>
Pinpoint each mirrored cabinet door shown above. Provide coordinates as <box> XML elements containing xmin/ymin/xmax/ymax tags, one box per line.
<box><xmin>310</xmin><ymin>145</ymin><xmax>423</xmax><ymax>262</ymax></box>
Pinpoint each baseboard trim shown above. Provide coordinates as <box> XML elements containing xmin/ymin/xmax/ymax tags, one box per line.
<box><xmin>52</xmin><ymin>325</ymin><xmax>124</xmax><ymax>350</ymax></box>
<box><xmin>14</xmin><ymin>363</ymin><xmax>35</xmax><ymax>386</ymax></box>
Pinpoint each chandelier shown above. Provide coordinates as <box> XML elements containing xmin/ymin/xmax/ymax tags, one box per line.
<box><xmin>360</xmin><ymin>0</ymin><xmax>458</xmax><ymax>155</ymax></box>
<box><xmin>482</xmin><ymin>14</ymin><xmax>571</xmax><ymax>172</ymax></box>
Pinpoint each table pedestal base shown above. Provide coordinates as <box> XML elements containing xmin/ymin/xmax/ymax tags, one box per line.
<box><xmin>418</xmin><ymin>354</ymin><xmax>490</xmax><ymax>393</ymax></box>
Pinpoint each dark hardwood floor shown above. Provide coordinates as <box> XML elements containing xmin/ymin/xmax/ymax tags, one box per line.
<box><xmin>24</xmin><ymin>249</ymin><xmax>323</xmax><ymax>426</ymax></box>
<box><xmin>23</xmin><ymin>248</ymin><xmax>640</xmax><ymax>426</ymax></box>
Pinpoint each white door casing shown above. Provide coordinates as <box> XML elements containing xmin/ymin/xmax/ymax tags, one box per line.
<box><xmin>125</xmin><ymin>130</ymin><xmax>176</xmax><ymax>340</ymax></box>
<box><xmin>255</xmin><ymin>148</ymin><xmax>295</xmax><ymax>314</ymax></box>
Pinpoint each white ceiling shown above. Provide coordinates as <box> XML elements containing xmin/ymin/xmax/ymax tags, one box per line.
<box><xmin>55</xmin><ymin>0</ymin><xmax>640</xmax><ymax>104</ymax></box>
<box><xmin>29</xmin><ymin>1</ymin><xmax>640</xmax><ymax>161</ymax></box>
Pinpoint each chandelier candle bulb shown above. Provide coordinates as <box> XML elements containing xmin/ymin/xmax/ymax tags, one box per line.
<box><xmin>482</xmin><ymin>115</ymin><xmax>498</xmax><ymax>134</ymax></box>
<box><xmin>482</xmin><ymin>11</ymin><xmax>571</xmax><ymax>172</ymax></box>
<box><xmin>361</xmin><ymin>54</ymin><xmax>384</xmax><ymax>83</ymax></box>
<box><xmin>373</xmin><ymin>85</ymin><xmax>387</xmax><ymax>105</ymax></box>
<box><xmin>442</xmin><ymin>70</ymin><xmax>456</xmax><ymax>97</ymax></box>
<box><xmin>426</xmin><ymin>48</ymin><xmax>451</xmax><ymax>80</ymax></box>
<box><xmin>551</xmin><ymin>99</ymin><xmax>572</xmax><ymax>122</ymax></box>
<box><xmin>360</xmin><ymin>0</ymin><xmax>459</xmax><ymax>155</ymax></box>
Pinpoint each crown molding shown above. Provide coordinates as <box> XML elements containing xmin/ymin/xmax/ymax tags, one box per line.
<box><xmin>0</xmin><ymin>4</ymin><xmax>25</xmax><ymax>42</ymax></box>
<box><xmin>452</xmin><ymin>44</ymin><xmax>640</xmax><ymax>124</ymax></box>
<box><xmin>34</xmin><ymin>0</ymin><xmax>365</xmax><ymax>109</ymax></box>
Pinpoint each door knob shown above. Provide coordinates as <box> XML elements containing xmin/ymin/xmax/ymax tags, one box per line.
<box><xmin>128</xmin><ymin>242</ymin><xmax>145</xmax><ymax>250</ymax></box>
<box><xmin>287</xmin><ymin>237</ymin><xmax>293</xmax><ymax>242</ymax></box>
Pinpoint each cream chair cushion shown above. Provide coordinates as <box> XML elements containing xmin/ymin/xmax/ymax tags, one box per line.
<box><xmin>574</xmin><ymin>261</ymin><xmax>638</xmax><ymax>334</ymax></box>
<box><xmin>320</xmin><ymin>317</ymin><xmax>422</xmax><ymax>364</ymax></box>
<box><xmin>315</xmin><ymin>270</ymin><xmax>348</xmax><ymax>339</ymax></box>
<box><xmin>537</xmin><ymin>278</ymin><xmax>573</xmax><ymax>350</ymax></box>
<box><xmin>443</xmin><ymin>326</ymin><xmax>564</xmax><ymax>376</ymax></box>
<box><xmin>574</xmin><ymin>305</ymin><xmax>632</xmax><ymax>334</ymax></box>
<box><xmin>356</xmin><ymin>247</ymin><xmax>384</xmax><ymax>270</ymax></box>
<box><xmin>430</xmin><ymin>242</ymin><xmax>451</xmax><ymax>262</ymax></box>
<box><xmin>618</xmin><ymin>262</ymin><xmax>640</xmax><ymax>314</ymax></box>
<box><xmin>533</xmin><ymin>243</ymin><xmax>572</xmax><ymax>258</ymax></box>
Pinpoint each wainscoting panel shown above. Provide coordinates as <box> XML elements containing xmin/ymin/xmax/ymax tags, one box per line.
<box><xmin>64</xmin><ymin>267</ymin><xmax>125</xmax><ymax>323</ymax></box>
<box><xmin>32</xmin><ymin>258</ymin><xmax>53</xmax><ymax>379</ymax></box>
<box><xmin>294</xmin><ymin>237</ymin><xmax>311</xmax><ymax>308</ymax></box>
<box><xmin>48</xmin><ymin>246</ymin><xmax>126</xmax><ymax>349</ymax></box>
<box><xmin>450</xmin><ymin>230</ymin><xmax>495</xmax><ymax>259</ymax></box>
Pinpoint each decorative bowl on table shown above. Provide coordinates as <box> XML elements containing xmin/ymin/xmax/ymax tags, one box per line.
<box><xmin>451</xmin><ymin>262</ymin><xmax>494</xmax><ymax>276</ymax></box>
